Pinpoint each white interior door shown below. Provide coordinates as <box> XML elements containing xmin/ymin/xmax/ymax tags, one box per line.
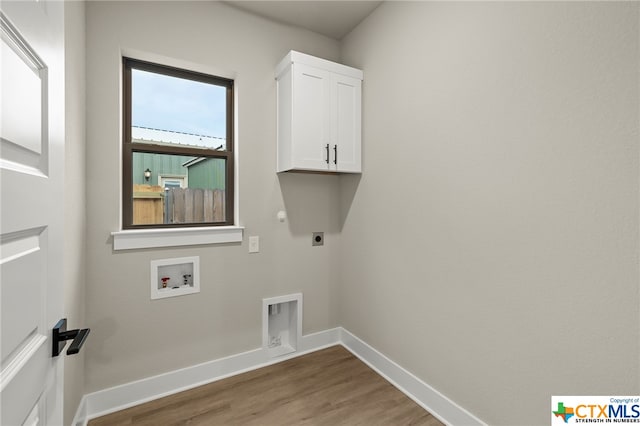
<box><xmin>1</xmin><ymin>1</ymin><xmax>65</xmax><ymax>425</ymax></box>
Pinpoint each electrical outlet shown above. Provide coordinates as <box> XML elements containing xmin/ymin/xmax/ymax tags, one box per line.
<box><xmin>249</xmin><ymin>236</ymin><xmax>259</xmax><ymax>253</ymax></box>
<box><xmin>312</xmin><ymin>232</ymin><xmax>324</xmax><ymax>246</ymax></box>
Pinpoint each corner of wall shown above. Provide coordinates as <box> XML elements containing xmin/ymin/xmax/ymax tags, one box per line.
<box><xmin>63</xmin><ymin>0</ymin><xmax>88</xmax><ymax>424</ymax></box>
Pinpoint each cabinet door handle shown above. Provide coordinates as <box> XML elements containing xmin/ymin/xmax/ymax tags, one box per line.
<box><xmin>333</xmin><ymin>145</ymin><xmax>337</xmax><ymax>165</ymax></box>
<box><xmin>325</xmin><ymin>144</ymin><xmax>330</xmax><ymax>164</ymax></box>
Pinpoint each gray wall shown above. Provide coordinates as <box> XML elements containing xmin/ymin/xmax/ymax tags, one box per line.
<box><xmin>339</xmin><ymin>2</ymin><xmax>639</xmax><ymax>425</ymax></box>
<box><xmin>85</xmin><ymin>1</ymin><xmax>341</xmax><ymax>392</ymax></box>
<box><xmin>83</xmin><ymin>2</ymin><xmax>640</xmax><ymax>423</ymax></box>
<box><xmin>64</xmin><ymin>1</ymin><xmax>86</xmax><ymax>424</ymax></box>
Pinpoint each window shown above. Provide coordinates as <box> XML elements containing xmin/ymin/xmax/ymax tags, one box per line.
<box><xmin>122</xmin><ymin>58</ymin><xmax>234</xmax><ymax>229</ymax></box>
<box><xmin>158</xmin><ymin>176</ymin><xmax>186</xmax><ymax>190</ymax></box>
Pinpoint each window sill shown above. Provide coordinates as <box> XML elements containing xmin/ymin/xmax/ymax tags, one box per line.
<box><xmin>111</xmin><ymin>226</ymin><xmax>244</xmax><ymax>251</ymax></box>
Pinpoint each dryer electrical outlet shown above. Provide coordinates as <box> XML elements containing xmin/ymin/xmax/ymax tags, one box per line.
<box><xmin>312</xmin><ymin>232</ymin><xmax>324</xmax><ymax>246</ymax></box>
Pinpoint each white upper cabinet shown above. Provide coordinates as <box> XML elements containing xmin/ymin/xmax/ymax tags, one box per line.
<box><xmin>276</xmin><ymin>51</ymin><xmax>363</xmax><ymax>173</ymax></box>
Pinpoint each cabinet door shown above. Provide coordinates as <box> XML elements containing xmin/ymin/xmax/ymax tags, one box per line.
<box><xmin>331</xmin><ymin>74</ymin><xmax>361</xmax><ymax>173</ymax></box>
<box><xmin>292</xmin><ymin>63</ymin><xmax>332</xmax><ymax>171</ymax></box>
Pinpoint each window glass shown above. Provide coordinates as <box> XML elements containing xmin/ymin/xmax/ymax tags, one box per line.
<box><xmin>123</xmin><ymin>58</ymin><xmax>233</xmax><ymax>229</ymax></box>
<box><xmin>131</xmin><ymin>152</ymin><xmax>227</xmax><ymax>225</ymax></box>
<box><xmin>131</xmin><ymin>69</ymin><xmax>227</xmax><ymax>150</ymax></box>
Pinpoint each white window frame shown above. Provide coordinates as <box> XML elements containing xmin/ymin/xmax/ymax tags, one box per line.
<box><xmin>112</xmin><ymin>49</ymin><xmax>243</xmax><ymax>251</ymax></box>
<box><xmin>158</xmin><ymin>174</ymin><xmax>187</xmax><ymax>189</ymax></box>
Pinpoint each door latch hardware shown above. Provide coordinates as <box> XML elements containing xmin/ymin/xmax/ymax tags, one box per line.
<box><xmin>52</xmin><ymin>318</ymin><xmax>90</xmax><ymax>357</ymax></box>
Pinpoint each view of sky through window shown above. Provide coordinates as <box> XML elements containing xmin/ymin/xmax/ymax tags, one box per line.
<box><xmin>132</xmin><ymin>69</ymin><xmax>226</xmax><ymax>148</ymax></box>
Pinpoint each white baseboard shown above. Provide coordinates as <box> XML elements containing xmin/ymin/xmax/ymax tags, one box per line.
<box><xmin>71</xmin><ymin>395</ymin><xmax>87</xmax><ymax>426</ymax></box>
<box><xmin>339</xmin><ymin>328</ymin><xmax>485</xmax><ymax>426</ymax></box>
<box><xmin>75</xmin><ymin>327</ymin><xmax>483</xmax><ymax>426</ymax></box>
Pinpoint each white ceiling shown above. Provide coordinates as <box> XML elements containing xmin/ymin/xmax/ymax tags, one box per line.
<box><xmin>223</xmin><ymin>1</ymin><xmax>383</xmax><ymax>40</ymax></box>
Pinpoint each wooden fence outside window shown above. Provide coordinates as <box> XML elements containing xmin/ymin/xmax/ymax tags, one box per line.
<box><xmin>133</xmin><ymin>184</ymin><xmax>225</xmax><ymax>225</ymax></box>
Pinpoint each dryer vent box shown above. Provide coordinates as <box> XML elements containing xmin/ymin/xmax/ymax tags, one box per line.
<box><xmin>262</xmin><ymin>293</ymin><xmax>302</xmax><ymax>358</ymax></box>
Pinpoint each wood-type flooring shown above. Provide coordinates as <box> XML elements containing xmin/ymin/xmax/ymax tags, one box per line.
<box><xmin>88</xmin><ymin>345</ymin><xmax>443</xmax><ymax>426</ymax></box>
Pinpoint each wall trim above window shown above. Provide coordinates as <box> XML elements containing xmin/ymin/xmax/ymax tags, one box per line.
<box><xmin>111</xmin><ymin>226</ymin><xmax>244</xmax><ymax>251</ymax></box>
